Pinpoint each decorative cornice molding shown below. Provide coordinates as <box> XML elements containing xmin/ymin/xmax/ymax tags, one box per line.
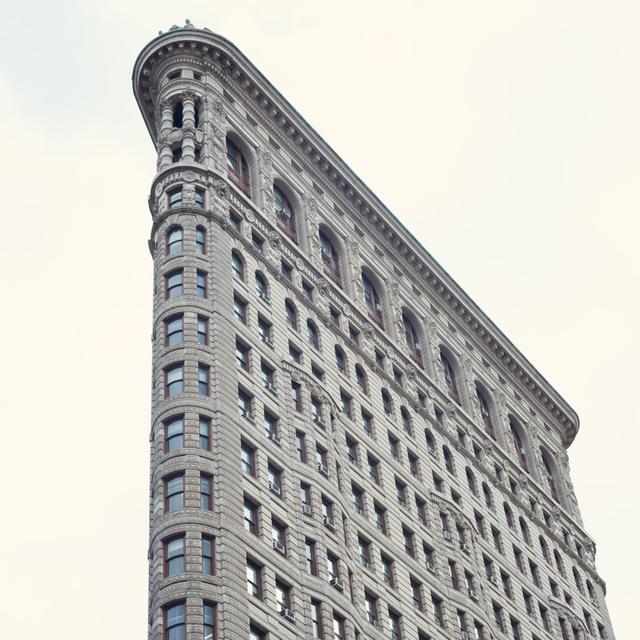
<box><xmin>133</xmin><ymin>27</ymin><xmax>579</xmax><ymax>448</ymax></box>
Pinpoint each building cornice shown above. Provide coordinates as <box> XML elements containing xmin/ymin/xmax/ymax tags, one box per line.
<box><xmin>133</xmin><ymin>26</ymin><xmax>579</xmax><ymax>446</ymax></box>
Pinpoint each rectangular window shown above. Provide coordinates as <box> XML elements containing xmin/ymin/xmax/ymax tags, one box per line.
<box><xmin>305</xmin><ymin>538</ymin><xmax>318</xmax><ymax>575</ymax></box>
<box><xmin>233</xmin><ymin>295</ymin><xmax>247</xmax><ymax>324</ymax></box>
<box><xmin>243</xmin><ymin>497</ymin><xmax>259</xmax><ymax>535</ymax></box>
<box><xmin>236</xmin><ymin>339</ymin><xmax>249</xmax><ymax>370</ymax></box>
<box><xmin>196</xmin><ymin>270</ymin><xmax>207</xmax><ymax>298</ymax></box>
<box><xmin>164</xmin><ymin>363</ymin><xmax>184</xmax><ymax>397</ymax></box>
<box><xmin>164</xmin><ymin>535</ymin><xmax>185</xmax><ymax>576</ymax></box>
<box><xmin>167</xmin><ymin>186</ymin><xmax>183</xmax><ymax>207</ymax></box>
<box><xmin>203</xmin><ymin>602</ymin><xmax>216</xmax><ymax>640</ymax></box>
<box><xmin>164</xmin><ymin>473</ymin><xmax>184</xmax><ymax>511</ymax></box>
<box><xmin>164</xmin><ymin>416</ymin><xmax>184</xmax><ymax>452</ymax></box>
<box><xmin>200</xmin><ymin>473</ymin><xmax>213</xmax><ymax>510</ymax></box>
<box><xmin>198</xmin><ymin>364</ymin><xmax>210</xmax><ymax>395</ymax></box>
<box><xmin>164</xmin><ymin>602</ymin><xmax>185</xmax><ymax>640</ymax></box>
<box><xmin>246</xmin><ymin>558</ymin><xmax>263</xmax><ymax>598</ymax></box>
<box><xmin>202</xmin><ymin>535</ymin><xmax>214</xmax><ymax>575</ymax></box>
<box><xmin>291</xmin><ymin>382</ymin><xmax>302</xmax><ymax>412</ymax></box>
<box><xmin>199</xmin><ymin>416</ymin><xmax>210</xmax><ymax>451</ymax></box>
<box><xmin>165</xmin><ymin>314</ymin><xmax>183</xmax><ymax>346</ymax></box>
<box><xmin>241</xmin><ymin>441</ymin><xmax>256</xmax><ymax>475</ymax></box>
<box><xmin>197</xmin><ymin>316</ymin><xmax>208</xmax><ymax>345</ymax></box>
<box><xmin>295</xmin><ymin>431</ymin><xmax>307</xmax><ymax>462</ymax></box>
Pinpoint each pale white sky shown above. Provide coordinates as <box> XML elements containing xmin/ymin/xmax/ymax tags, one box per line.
<box><xmin>0</xmin><ymin>1</ymin><xmax>636</xmax><ymax>638</ymax></box>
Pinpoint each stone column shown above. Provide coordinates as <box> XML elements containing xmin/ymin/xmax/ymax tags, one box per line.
<box><xmin>158</xmin><ymin>101</ymin><xmax>174</xmax><ymax>169</ymax></box>
<box><xmin>181</xmin><ymin>93</ymin><xmax>196</xmax><ymax>162</ymax></box>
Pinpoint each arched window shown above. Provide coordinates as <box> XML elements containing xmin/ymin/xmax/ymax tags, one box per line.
<box><xmin>519</xmin><ymin>517</ymin><xmax>530</xmax><ymax>545</ymax></box>
<box><xmin>226</xmin><ymin>137</ymin><xmax>250</xmax><ymax>197</ymax></box>
<box><xmin>586</xmin><ymin>580</ymin><xmax>595</xmax><ymax>602</ymax></box>
<box><xmin>307</xmin><ymin>320</ymin><xmax>320</xmax><ymax>350</ymax></box>
<box><xmin>572</xmin><ymin>567</ymin><xmax>583</xmax><ymax>593</ymax></box>
<box><xmin>335</xmin><ymin>346</ymin><xmax>347</xmax><ymax>375</ymax></box>
<box><xmin>319</xmin><ymin>230</ymin><xmax>341</xmax><ymax>287</ymax></box>
<box><xmin>465</xmin><ymin>467</ymin><xmax>477</xmax><ymax>495</ymax></box>
<box><xmin>402</xmin><ymin>313</ymin><xmax>423</xmax><ymax>367</ymax></box>
<box><xmin>443</xmin><ymin>446</ymin><xmax>455</xmax><ymax>475</ymax></box>
<box><xmin>509</xmin><ymin>417</ymin><xmax>529</xmax><ymax>472</ymax></box>
<box><xmin>172</xmin><ymin>100</ymin><xmax>183</xmax><ymax>128</ymax></box>
<box><xmin>362</xmin><ymin>273</ymin><xmax>383</xmax><ymax>328</ymax></box>
<box><xmin>476</xmin><ymin>385</ymin><xmax>495</xmax><ymax>439</ymax></box>
<box><xmin>503</xmin><ymin>503</ymin><xmax>514</xmax><ymax>528</ymax></box>
<box><xmin>195</xmin><ymin>226</ymin><xmax>206</xmax><ymax>254</ymax></box>
<box><xmin>440</xmin><ymin>349</ymin><xmax>460</xmax><ymax>404</ymax></box>
<box><xmin>482</xmin><ymin>482</ymin><xmax>493</xmax><ymax>510</ymax></box>
<box><xmin>381</xmin><ymin>389</ymin><xmax>394</xmax><ymax>420</ymax></box>
<box><xmin>541</xmin><ymin>448</ymin><xmax>561</xmax><ymax>503</ymax></box>
<box><xmin>166</xmin><ymin>226</ymin><xmax>183</xmax><ymax>255</ymax></box>
<box><xmin>539</xmin><ymin>536</ymin><xmax>551</xmax><ymax>563</ymax></box>
<box><xmin>355</xmin><ymin>364</ymin><xmax>368</xmax><ymax>394</ymax></box>
<box><xmin>274</xmin><ymin>185</ymin><xmax>297</xmax><ymax>242</ymax></box>
<box><xmin>285</xmin><ymin>300</ymin><xmax>298</xmax><ymax>331</ymax></box>
<box><xmin>553</xmin><ymin>550</ymin><xmax>566</xmax><ymax>577</ymax></box>
<box><xmin>255</xmin><ymin>272</ymin><xmax>269</xmax><ymax>300</ymax></box>
<box><xmin>400</xmin><ymin>407</ymin><xmax>412</xmax><ymax>434</ymax></box>
<box><xmin>231</xmin><ymin>251</ymin><xmax>244</xmax><ymax>282</ymax></box>
<box><xmin>425</xmin><ymin>429</ymin><xmax>436</xmax><ymax>455</ymax></box>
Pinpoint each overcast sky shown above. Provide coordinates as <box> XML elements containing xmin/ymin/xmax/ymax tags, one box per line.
<box><xmin>0</xmin><ymin>1</ymin><xmax>636</xmax><ymax>638</ymax></box>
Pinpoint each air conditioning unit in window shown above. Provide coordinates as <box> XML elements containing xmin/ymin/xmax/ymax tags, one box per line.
<box><xmin>330</xmin><ymin>577</ymin><xmax>344</xmax><ymax>591</ymax></box>
<box><xmin>267</xmin><ymin>432</ymin><xmax>281</xmax><ymax>446</ymax></box>
<box><xmin>442</xmin><ymin>530</ymin><xmax>452</xmax><ymax>541</ymax></box>
<box><xmin>262</xmin><ymin>336</ymin><xmax>274</xmax><ymax>348</ymax></box>
<box><xmin>317</xmin><ymin>462</ymin><xmax>329</xmax><ymax>477</ymax></box>
<box><xmin>301</xmin><ymin>502</ymin><xmax>312</xmax><ymax>516</ymax></box>
<box><xmin>258</xmin><ymin>291</ymin><xmax>270</xmax><ymax>302</ymax></box>
<box><xmin>313</xmin><ymin>415</ymin><xmax>327</xmax><ymax>428</ymax></box>
<box><xmin>268</xmin><ymin>481</ymin><xmax>281</xmax><ymax>496</ymax></box>
<box><xmin>279</xmin><ymin>607</ymin><xmax>295</xmax><ymax>622</ymax></box>
<box><xmin>460</xmin><ymin>542</ymin><xmax>472</xmax><ymax>554</ymax></box>
<box><xmin>265</xmin><ymin>382</ymin><xmax>277</xmax><ymax>393</ymax></box>
<box><xmin>323</xmin><ymin>515</ymin><xmax>336</xmax><ymax>531</ymax></box>
<box><xmin>241</xmin><ymin>409</ymin><xmax>256</xmax><ymax>423</ymax></box>
<box><xmin>489</xmin><ymin>575</ymin><xmax>499</xmax><ymax>585</ymax></box>
<box><xmin>468</xmin><ymin>589</ymin><xmax>479</xmax><ymax>601</ymax></box>
<box><xmin>427</xmin><ymin>446</ymin><xmax>437</xmax><ymax>457</ymax></box>
<box><xmin>425</xmin><ymin>561</ymin><xmax>436</xmax><ymax>574</ymax></box>
<box><xmin>272</xmin><ymin>540</ymin><xmax>285</xmax><ymax>554</ymax></box>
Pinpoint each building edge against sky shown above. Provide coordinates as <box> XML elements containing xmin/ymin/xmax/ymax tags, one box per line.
<box><xmin>133</xmin><ymin>21</ymin><xmax>615</xmax><ymax>640</ymax></box>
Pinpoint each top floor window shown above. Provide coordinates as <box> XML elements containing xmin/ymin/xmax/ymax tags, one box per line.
<box><xmin>274</xmin><ymin>185</ymin><xmax>297</xmax><ymax>242</ymax></box>
<box><xmin>477</xmin><ymin>386</ymin><xmax>495</xmax><ymax>439</ymax></box>
<box><xmin>319</xmin><ymin>230</ymin><xmax>341</xmax><ymax>287</ymax></box>
<box><xmin>440</xmin><ymin>349</ymin><xmax>460</xmax><ymax>404</ymax></box>
<box><xmin>510</xmin><ymin>418</ymin><xmax>529</xmax><ymax>472</ymax></box>
<box><xmin>541</xmin><ymin>449</ymin><xmax>561</xmax><ymax>503</ymax></box>
<box><xmin>403</xmin><ymin>313</ymin><xmax>423</xmax><ymax>367</ymax></box>
<box><xmin>362</xmin><ymin>273</ymin><xmax>383</xmax><ymax>328</ymax></box>
<box><xmin>226</xmin><ymin>137</ymin><xmax>250</xmax><ymax>197</ymax></box>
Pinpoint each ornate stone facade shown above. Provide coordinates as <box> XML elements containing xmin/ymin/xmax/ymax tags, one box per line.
<box><xmin>134</xmin><ymin>22</ymin><xmax>615</xmax><ymax>640</ymax></box>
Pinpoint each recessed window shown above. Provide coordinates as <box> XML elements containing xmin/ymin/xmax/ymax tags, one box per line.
<box><xmin>403</xmin><ymin>312</ymin><xmax>423</xmax><ymax>367</ymax></box>
<box><xmin>233</xmin><ymin>295</ymin><xmax>247</xmax><ymax>324</ymax></box>
<box><xmin>203</xmin><ymin>603</ymin><xmax>216</xmax><ymax>640</ymax></box>
<box><xmin>198</xmin><ymin>364</ymin><xmax>210</xmax><ymax>395</ymax></box>
<box><xmin>196</xmin><ymin>270</ymin><xmax>207</xmax><ymax>298</ymax></box>
<box><xmin>199</xmin><ymin>416</ymin><xmax>210</xmax><ymax>450</ymax></box>
<box><xmin>307</xmin><ymin>320</ymin><xmax>320</xmax><ymax>350</ymax></box>
<box><xmin>165</xmin><ymin>314</ymin><xmax>183</xmax><ymax>346</ymax></box>
<box><xmin>246</xmin><ymin>558</ymin><xmax>263</xmax><ymax>598</ymax></box>
<box><xmin>164</xmin><ymin>473</ymin><xmax>184</xmax><ymax>511</ymax></box>
<box><xmin>319</xmin><ymin>229</ymin><xmax>341</xmax><ymax>287</ymax></box>
<box><xmin>476</xmin><ymin>385</ymin><xmax>496</xmax><ymax>439</ymax></box>
<box><xmin>226</xmin><ymin>137</ymin><xmax>250</xmax><ymax>197</ymax></box>
<box><xmin>362</xmin><ymin>272</ymin><xmax>383</xmax><ymax>328</ymax></box>
<box><xmin>197</xmin><ymin>316</ymin><xmax>208</xmax><ymax>346</ymax></box>
<box><xmin>231</xmin><ymin>251</ymin><xmax>244</xmax><ymax>281</ymax></box>
<box><xmin>166</xmin><ymin>226</ymin><xmax>183</xmax><ymax>255</ymax></box>
<box><xmin>165</xmin><ymin>269</ymin><xmax>183</xmax><ymax>299</ymax></box>
<box><xmin>195</xmin><ymin>226</ymin><xmax>206</xmax><ymax>254</ymax></box>
<box><xmin>164</xmin><ymin>363</ymin><xmax>184</xmax><ymax>397</ymax></box>
<box><xmin>164</xmin><ymin>416</ymin><xmax>184</xmax><ymax>452</ymax></box>
<box><xmin>200</xmin><ymin>472</ymin><xmax>213</xmax><ymax>510</ymax></box>
<box><xmin>255</xmin><ymin>272</ymin><xmax>269</xmax><ymax>300</ymax></box>
<box><xmin>163</xmin><ymin>602</ymin><xmax>185</xmax><ymax>640</ymax></box>
<box><xmin>440</xmin><ymin>349</ymin><xmax>460</xmax><ymax>404</ymax></box>
<box><xmin>164</xmin><ymin>536</ymin><xmax>185</xmax><ymax>576</ymax></box>
<box><xmin>194</xmin><ymin>187</ymin><xmax>205</xmax><ymax>209</ymax></box>
<box><xmin>274</xmin><ymin>184</ymin><xmax>297</xmax><ymax>242</ymax></box>
<box><xmin>285</xmin><ymin>300</ymin><xmax>298</xmax><ymax>331</ymax></box>
<box><xmin>167</xmin><ymin>186</ymin><xmax>183</xmax><ymax>208</ymax></box>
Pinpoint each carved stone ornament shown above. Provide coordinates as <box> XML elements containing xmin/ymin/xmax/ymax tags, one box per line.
<box><xmin>405</xmin><ymin>365</ymin><xmax>417</xmax><ymax>382</ymax></box>
<box><xmin>267</xmin><ymin>230</ymin><xmax>281</xmax><ymax>249</ymax></box>
<box><xmin>211</xmin><ymin>99</ymin><xmax>224</xmax><ymax>120</ymax></box>
<box><xmin>245</xmin><ymin>210</ymin><xmax>255</xmax><ymax>223</ymax></box>
<box><xmin>294</xmin><ymin>257</ymin><xmax>304</xmax><ymax>270</ymax></box>
<box><xmin>426</xmin><ymin>386</ymin><xmax>437</xmax><ymax>399</ymax></box>
<box><xmin>212</xmin><ymin>179</ymin><xmax>228</xmax><ymax>199</ymax></box>
<box><xmin>464</xmin><ymin>357</ymin><xmax>473</xmax><ymax>376</ymax></box>
<box><xmin>482</xmin><ymin>439</ymin><xmax>494</xmax><ymax>457</ymax></box>
<box><xmin>342</xmin><ymin>303</ymin><xmax>351</xmax><ymax>317</ymax></box>
<box><xmin>517</xmin><ymin>473</ymin><xmax>529</xmax><ymax>491</ymax></box>
<box><xmin>428</xmin><ymin>321</ymin><xmax>438</xmax><ymax>340</ymax></box>
<box><xmin>496</xmin><ymin>392</ymin><xmax>506</xmax><ymax>411</ymax></box>
<box><xmin>291</xmin><ymin>369</ymin><xmax>301</xmax><ymax>382</ymax></box>
<box><xmin>445</xmin><ymin>402</ymin><xmax>456</xmax><ymax>418</ymax></box>
<box><xmin>552</xmin><ymin>505</ymin><xmax>562</xmax><ymax>521</ymax></box>
<box><xmin>361</xmin><ymin>321</ymin><xmax>375</xmax><ymax>340</ymax></box>
<box><xmin>316</xmin><ymin>277</ymin><xmax>329</xmax><ymax>295</ymax></box>
<box><xmin>262</xmin><ymin>151</ymin><xmax>272</xmax><ymax>168</ymax></box>
<box><xmin>183</xmin><ymin>171</ymin><xmax>196</xmax><ymax>183</ymax></box>
<box><xmin>155</xmin><ymin>183</ymin><xmax>164</xmax><ymax>197</ymax></box>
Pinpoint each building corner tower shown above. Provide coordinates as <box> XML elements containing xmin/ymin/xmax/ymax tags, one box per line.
<box><xmin>133</xmin><ymin>21</ymin><xmax>616</xmax><ymax>640</ymax></box>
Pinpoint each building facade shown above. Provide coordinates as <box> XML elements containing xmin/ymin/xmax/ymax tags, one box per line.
<box><xmin>133</xmin><ymin>22</ymin><xmax>615</xmax><ymax>640</ymax></box>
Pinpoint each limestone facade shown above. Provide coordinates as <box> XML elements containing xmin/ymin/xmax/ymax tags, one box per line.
<box><xmin>133</xmin><ymin>22</ymin><xmax>616</xmax><ymax>640</ymax></box>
